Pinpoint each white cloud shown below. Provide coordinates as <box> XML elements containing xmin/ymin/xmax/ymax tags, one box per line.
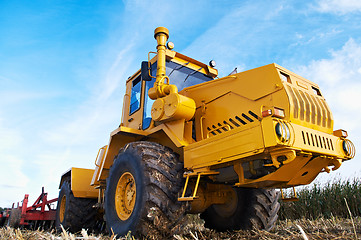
<box><xmin>98</xmin><ymin>43</ymin><xmax>135</xmax><ymax>102</ymax></box>
<box><xmin>36</xmin><ymin>46</ymin><xmax>136</xmax><ymax>189</ymax></box>
<box><xmin>0</xmin><ymin>119</ymin><xmax>22</xmax><ymax>151</ymax></box>
<box><xmin>0</xmin><ymin>120</ymin><xmax>30</xmax><ymax>206</ymax></box>
<box><xmin>0</xmin><ymin>35</ymin><xmax>137</xmax><ymax>208</ymax></box>
<box><xmin>316</xmin><ymin>0</ymin><xmax>361</xmax><ymax>14</ymax></box>
<box><xmin>289</xmin><ymin>28</ymin><xmax>344</xmax><ymax>50</ymax></box>
<box><xmin>295</xmin><ymin>38</ymin><xmax>361</xmax><ymax>109</ymax></box>
<box><xmin>181</xmin><ymin>1</ymin><xmax>295</xmax><ymax>76</ymax></box>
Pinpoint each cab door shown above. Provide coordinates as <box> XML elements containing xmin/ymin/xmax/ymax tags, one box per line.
<box><xmin>123</xmin><ymin>74</ymin><xmax>144</xmax><ymax>130</ymax></box>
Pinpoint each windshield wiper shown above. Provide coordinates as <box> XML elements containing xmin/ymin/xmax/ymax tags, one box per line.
<box><xmin>169</xmin><ymin>62</ymin><xmax>189</xmax><ymax>77</ymax></box>
<box><xmin>184</xmin><ymin>67</ymin><xmax>203</xmax><ymax>82</ymax></box>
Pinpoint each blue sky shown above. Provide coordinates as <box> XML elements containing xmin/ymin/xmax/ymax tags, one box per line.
<box><xmin>1</xmin><ymin>0</ymin><xmax>361</xmax><ymax>206</ymax></box>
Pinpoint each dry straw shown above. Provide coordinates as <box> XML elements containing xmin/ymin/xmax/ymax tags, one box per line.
<box><xmin>1</xmin><ymin>217</ymin><xmax>360</xmax><ymax>239</ymax></box>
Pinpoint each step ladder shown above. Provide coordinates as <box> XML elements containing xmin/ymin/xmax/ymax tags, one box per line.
<box><xmin>280</xmin><ymin>186</ymin><xmax>299</xmax><ymax>202</ymax></box>
<box><xmin>178</xmin><ymin>171</ymin><xmax>219</xmax><ymax>201</ymax></box>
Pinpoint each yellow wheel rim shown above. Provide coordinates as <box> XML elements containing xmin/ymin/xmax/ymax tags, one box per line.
<box><xmin>59</xmin><ymin>195</ymin><xmax>66</xmax><ymax>222</ymax></box>
<box><xmin>213</xmin><ymin>189</ymin><xmax>238</xmax><ymax>218</ymax></box>
<box><xmin>115</xmin><ymin>172</ymin><xmax>136</xmax><ymax>220</ymax></box>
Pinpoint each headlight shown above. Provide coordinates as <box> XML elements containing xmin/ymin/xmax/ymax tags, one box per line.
<box><xmin>342</xmin><ymin>140</ymin><xmax>348</xmax><ymax>155</ymax></box>
<box><xmin>275</xmin><ymin>122</ymin><xmax>290</xmax><ymax>142</ymax></box>
<box><xmin>342</xmin><ymin>139</ymin><xmax>355</xmax><ymax>158</ymax></box>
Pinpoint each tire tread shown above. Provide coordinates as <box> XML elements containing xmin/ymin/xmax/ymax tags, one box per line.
<box><xmin>201</xmin><ymin>188</ymin><xmax>280</xmax><ymax>231</ymax></box>
<box><xmin>105</xmin><ymin>141</ymin><xmax>186</xmax><ymax>238</ymax></box>
<box><xmin>55</xmin><ymin>182</ymin><xmax>97</xmax><ymax>233</ymax></box>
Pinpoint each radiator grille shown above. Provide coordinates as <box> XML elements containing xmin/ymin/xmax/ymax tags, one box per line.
<box><xmin>285</xmin><ymin>85</ymin><xmax>332</xmax><ymax>128</ymax></box>
<box><xmin>301</xmin><ymin>131</ymin><xmax>334</xmax><ymax>151</ymax></box>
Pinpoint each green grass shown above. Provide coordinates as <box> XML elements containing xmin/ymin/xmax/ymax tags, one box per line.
<box><xmin>279</xmin><ymin>177</ymin><xmax>361</xmax><ymax>220</ymax></box>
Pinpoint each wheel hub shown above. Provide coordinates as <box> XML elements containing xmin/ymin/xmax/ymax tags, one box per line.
<box><xmin>59</xmin><ymin>195</ymin><xmax>66</xmax><ymax>222</ymax></box>
<box><xmin>213</xmin><ymin>188</ymin><xmax>238</xmax><ymax>218</ymax></box>
<box><xmin>115</xmin><ymin>172</ymin><xmax>136</xmax><ymax>220</ymax></box>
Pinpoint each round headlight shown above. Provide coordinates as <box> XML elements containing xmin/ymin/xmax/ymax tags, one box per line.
<box><xmin>341</xmin><ymin>139</ymin><xmax>355</xmax><ymax>158</ymax></box>
<box><xmin>275</xmin><ymin>122</ymin><xmax>290</xmax><ymax>142</ymax></box>
<box><xmin>342</xmin><ymin>140</ymin><xmax>351</xmax><ymax>156</ymax></box>
<box><xmin>342</xmin><ymin>140</ymin><xmax>349</xmax><ymax>155</ymax></box>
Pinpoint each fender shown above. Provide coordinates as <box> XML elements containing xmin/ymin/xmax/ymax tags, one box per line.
<box><xmin>94</xmin><ymin>123</ymin><xmax>188</xmax><ymax>186</ymax></box>
<box><xmin>59</xmin><ymin>167</ymin><xmax>98</xmax><ymax>198</ymax></box>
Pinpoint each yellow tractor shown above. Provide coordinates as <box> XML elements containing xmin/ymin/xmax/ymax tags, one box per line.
<box><xmin>55</xmin><ymin>27</ymin><xmax>355</xmax><ymax>236</ymax></box>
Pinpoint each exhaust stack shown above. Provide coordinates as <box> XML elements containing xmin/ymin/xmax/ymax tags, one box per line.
<box><xmin>148</xmin><ymin>27</ymin><xmax>178</xmax><ymax>100</ymax></box>
<box><xmin>154</xmin><ymin>27</ymin><xmax>168</xmax><ymax>83</ymax></box>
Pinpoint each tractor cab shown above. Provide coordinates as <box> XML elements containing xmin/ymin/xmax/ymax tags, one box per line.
<box><xmin>122</xmin><ymin>50</ymin><xmax>218</xmax><ymax>131</ymax></box>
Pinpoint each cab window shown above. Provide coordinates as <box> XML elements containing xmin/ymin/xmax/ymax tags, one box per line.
<box><xmin>166</xmin><ymin>61</ymin><xmax>213</xmax><ymax>91</ymax></box>
<box><xmin>143</xmin><ymin>77</ymin><xmax>156</xmax><ymax>129</ymax></box>
<box><xmin>142</xmin><ymin>61</ymin><xmax>213</xmax><ymax>129</ymax></box>
<box><xmin>129</xmin><ymin>75</ymin><xmax>141</xmax><ymax>115</ymax></box>
<box><xmin>143</xmin><ymin>65</ymin><xmax>157</xmax><ymax>129</ymax></box>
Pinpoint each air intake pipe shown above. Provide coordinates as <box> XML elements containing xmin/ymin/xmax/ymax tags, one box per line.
<box><xmin>148</xmin><ymin>27</ymin><xmax>196</xmax><ymax>122</ymax></box>
<box><xmin>148</xmin><ymin>27</ymin><xmax>178</xmax><ymax>100</ymax></box>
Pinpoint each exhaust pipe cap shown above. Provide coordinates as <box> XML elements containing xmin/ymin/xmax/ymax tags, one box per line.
<box><xmin>154</xmin><ymin>27</ymin><xmax>169</xmax><ymax>39</ymax></box>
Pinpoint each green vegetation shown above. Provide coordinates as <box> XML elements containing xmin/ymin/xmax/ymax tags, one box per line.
<box><xmin>279</xmin><ymin>177</ymin><xmax>361</xmax><ymax>220</ymax></box>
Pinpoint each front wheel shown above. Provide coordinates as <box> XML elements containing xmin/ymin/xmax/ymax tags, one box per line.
<box><xmin>104</xmin><ymin>141</ymin><xmax>186</xmax><ymax>238</ymax></box>
<box><xmin>200</xmin><ymin>188</ymin><xmax>280</xmax><ymax>231</ymax></box>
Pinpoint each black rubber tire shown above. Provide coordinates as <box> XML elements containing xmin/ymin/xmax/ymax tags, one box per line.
<box><xmin>200</xmin><ymin>188</ymin><xmax>280</xmax><ymax>231</ymax></box>
<box><xmin>0</xmin><ymin>215</ymin><xmax>6</xmax><ymax>227</ymax></box>
<box><xmin>55</xmin><ymin>181</ymin><xmax>97</xmax><ymax>233</ymax></box>
<box><xmin>104</xmin><ymin>141</ymin><xmax>186</xmax><ymax>238</ymax></box>
<box><xmin>8</xmin><ymin>208</ymin><xmax>21</xmax><ymax>228</ymax></box>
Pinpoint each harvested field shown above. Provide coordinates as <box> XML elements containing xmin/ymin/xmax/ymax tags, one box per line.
<box><xmin>1</xmin><ymin>216</ymin><xmax>360</xmax><ymax>240</ymax></box>
<box><xmin>2</xmin><ymin>178</ymin><xmax>360</xmax><ymax>239</ymax></box>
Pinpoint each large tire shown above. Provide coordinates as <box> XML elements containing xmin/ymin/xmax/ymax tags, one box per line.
<box><xmin>55</xmin><ymin>181</ymin><xmax>97</xmax><ymax>233</ymax></box>
<box><xmin>0</xmin><ymin>214</ymin><xmax>6</xmax><ymax>227</ymax></box>
<box><xmin>8</xmin><ymin>208</ymin><xmax>21</xmax><ymax>228</ymax></box>
<box><xmin>104</xmin><ymin>141</ymin><xmax>186</xmax><ymax>238</ymax></box>
<box><xmin>200</xmin><ymin>188</ymin><xmax>280</xmax><ymax>231</ymax></box>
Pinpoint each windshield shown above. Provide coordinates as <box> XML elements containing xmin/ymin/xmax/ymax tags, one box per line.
<box><xmin>149</xmin><ymin>61</ymin><xmax>213</xmax><ymax>91</ymax></box>
<box><xmin>142</xmin><ymin>61</ymin><xmax>213</xmax><ymax>130</ymax></box>
<box><xmin>166</xmin><ymin>61</ymin><xmax>213</xmax><ymax>90</ymax></box>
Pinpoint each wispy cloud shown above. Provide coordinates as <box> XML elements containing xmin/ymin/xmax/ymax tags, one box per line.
<box><xmin>315</xmin><ymin>0</ymin><xmax>361</xmax><ymax>14</ymax></box>
<box><xmin>291</xmin><ymin>28</ymin><xmax>344</xmax><ymax>47</ymax></box>
<box><xmin>0</xmin><ymin>119</ymin><xmax>29</xmax><ymax>204</ymax></box>
<box><xmin>182</xmin><ymin>1</ymin><xmax>291</xmax><ymax>75</ymax></box>
<box><xmin>295</xmin><ymin>38</ymin><xmax>361</xmax><ymax>116</ymax></box>
<box><xmin>98</xmin><ymin>44</ymin><xmax>135</xmax><ymax>102</ymax></box>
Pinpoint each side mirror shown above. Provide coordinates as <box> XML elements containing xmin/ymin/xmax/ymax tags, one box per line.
<box><xmin>141</xmin><ymin>61</ymin><xmax>152</xmax><ymax>81</ymax></box>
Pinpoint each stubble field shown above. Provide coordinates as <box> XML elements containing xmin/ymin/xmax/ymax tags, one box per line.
<box><xmin>1</xmin><ymin>178</ymin><xmax>360</xmax><ymax>239</ymax></box>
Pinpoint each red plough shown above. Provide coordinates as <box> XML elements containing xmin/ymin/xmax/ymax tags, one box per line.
<box><xmin>7</xmin><ymin>187</ymin><xmax>58</xmax><ymax>229</ymax></box>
